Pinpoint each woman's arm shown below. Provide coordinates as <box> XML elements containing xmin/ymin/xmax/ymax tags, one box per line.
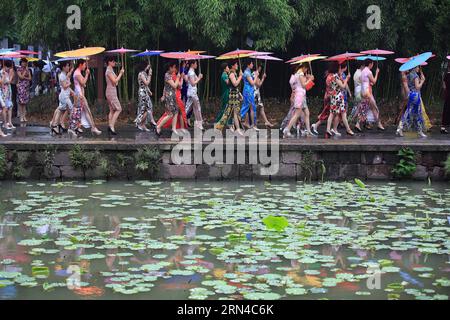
<box><xmin>229</xmin><ymin>72</ymin><xmax>242</xmax><ymax>87</ymax></box>
<box><xmin>189</xmin><ymin>73</ymin><xmax>203</xmax><ymax>86</ymax></box>
<box><xmin>166</xmin><ymin>74</ymin><xmax>181</xmax><ymax>89</ymax></box>
<box><xmin>107</xmin><ymin>68</ymin><xmax>125</xmax><ymax>86</ymax></box>
<box><xmin>246</xmin><ymin>72</ymin><xmax>258</xmax><ymax>86</ymax></box>
<box><xmin>415</xmin><ymin>75</ymin><xmax>425</xmax><ymax>91</ymax></box>
<box><xmin>299</xmin><ymin>74</ymin><xmax>314</xmax><ymax>88</ymax></box>
<box><xmin>336</xmin><ymin>76</ymin><xmax>349</xmax><ymax>90</ymax></box>
<box><xmin>139</xmin><ymin>73</ymin><xmax>151</xmax><ymax>86</ymax></box>
<box><xmin>368</xmin><ymin>68</ymin><xmax>380</xmax><ymax>85</ymax></box>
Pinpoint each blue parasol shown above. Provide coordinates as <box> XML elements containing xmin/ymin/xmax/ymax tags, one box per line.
<box><xmin>132</xmin><ymin>50</ymin><xmax>164</xmax><ymax>58</ymax></box>
<box><xmin>356</xmin><ymin>55</ymin><xmax>386</xmax><ymax>61</ymax></box>
<box><xmin>399</xmin><ymin>52</ymin><xmax>433</xmax><ymax>72</ymax></box>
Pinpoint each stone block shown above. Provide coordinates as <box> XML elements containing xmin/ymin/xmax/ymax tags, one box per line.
<box><xmin>367</xmin><ymin>165</ymin><xmax>391</xmax><ymax>180</ymax></box>
<box><xmin>281</xmin><ymin>151</ymin><xmax>302</xmax><ymax>164</ymax></box>
<box><xmin>412</xmin><ymin>165</ymin><xmax>429</xmax><ymax>180</ymax></box>
<box><xmin>221</xmin><ymin>164</ymin><xmax>239</xmax><ymax>179</ymax></box>
<box><xmin>159</xmin><ymin>164</ymin><xmax>197</xmax><ymax>179</ymax></box>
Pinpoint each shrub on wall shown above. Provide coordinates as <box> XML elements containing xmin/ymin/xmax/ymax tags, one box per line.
<box><xmin>69</xmin><ymin>145</ymin><xmax>101</xmax><ymax>180</ymax></box>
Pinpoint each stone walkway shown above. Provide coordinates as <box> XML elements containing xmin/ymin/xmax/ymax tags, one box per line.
<box><xmin>0</xmin><ymin>124</ymin><xmax>449</xmax><ymax>151</ymax></box>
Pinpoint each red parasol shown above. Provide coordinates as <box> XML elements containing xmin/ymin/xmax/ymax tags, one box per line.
<box><xmin>326</xmin><ymin>52</ymin><xmax>363</xmax><ymax>74</ymax></box>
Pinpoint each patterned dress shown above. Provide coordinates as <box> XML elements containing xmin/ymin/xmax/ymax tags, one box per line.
<box><xmin>69</xmin><ymin>69</ymin><xmax>84</xmax><ymax>131</ymax></box>
<box><xmin>351</xmin><ymin>69</ymin><xmax>370</xmax><ymax>123</ymax></box>
<box><xmin>329</xmin><ymin>73</ymin><xmax>346</xmax><ymax>114</ymax></box>
<box><xmin>135</xmin><ymin>70</ymin><xmax>153</xmax><ymax>124</ymax></box>
<box><xmin>401</xmin><ymin>71</ymin><xmax>424</xmax><ymax>132</ymax></box>
<box><xmin>157</xmin><ymin>73</ymin><xmax>187</xmax><ymax>129</ymax></box>
<box><xmin>0</xmin><ymin>70</ymin><xmax>13</xmax><ymax>109</ymax></box>
<box><xmin>240</xmin><ymin>68</ymin><xmax>257</xmax><ymax>124</ymax></box>
<box><xmin>17</xmin><ymin>66</ymin><xmax>31</xmax><ymax>105</ymax></box>
<box><xmin>215</xmin><ymin>70</ymin><xmax>242</xmax><ymax>131</ymax></box>
<box><xmin>163</xmin><ymin>72</ymin><xmax>178</xmax><ymax>115</ymax></box>
<box><xmin>105</xmin><ymin>67</ymin><xmax>121</xmax><ymax>111</ymax></box>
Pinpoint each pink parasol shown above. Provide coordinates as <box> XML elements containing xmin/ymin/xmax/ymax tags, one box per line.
<box><xmin>221</xmin><ymin>49</ymin><xmax>257</xmax><ymax>70</ymax></box>
<box><xmin>286</xmin><ymin>54</ymin><xmax>320</xmax><ymax>64</ymax></box>
<box><xmin>183</xmin><ymin>54</ymin><xmax>215</xmax><ymax>74</ymax></box>
<box><xmin>161</xmin><ymin>52</ymin><xmax>198</xmax><ymax>60</ymax></box>
<box><xmin>222</xmin><ymin>49</ymin><xmax>257</xmax><ymax>57</ymax></box>
<box><xmin>360</xmin><ymin>49</ymin><xmax>394</xmax><ymax>68</ymax></box>
<box><xmin>249</xmin><ymin>55</ymin><xmax>283</xmax><ymax>72</ymax></box>
<box><xmin>447</xmin><ymin>55</ymin><xmax>450</xmax><ymax>60</ymax></box>
<box><xmin>107</xmin><ymin>47</ymin><xmax>138</xmax><ymax>68</ymax></box>
<box><xmin>17</xmin><ymin>50</ymin><xmax>40</xmax><ymax>55</ymax></box>
<box><xmin>360</xmin><ymin>49</ymin><xmax>395</xmax><ymax>55</ymax></box>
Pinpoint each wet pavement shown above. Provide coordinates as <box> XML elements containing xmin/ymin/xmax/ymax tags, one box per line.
<box><xmin>0</xmin><ymin>123</ymin><xmax>449</xmax><ymax>148</ymax></box>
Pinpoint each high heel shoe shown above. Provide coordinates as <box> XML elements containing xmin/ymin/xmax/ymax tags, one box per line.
<box><xmin>92</xmin><ymin>127</ymin><xmax>102</xmax><ymax>136</ymax></box>
<box><xmin>346</xmin><ymin>130</ymin><xmax>355</xmax><ymax>136</ymax></box>
<box><xmin>50</xmin><ymin>125</ymin><xmax>60</xmax><ymax>135</ymax></box>
<box><xmin>441</xmin><ymin>128</ymin><xmax>449</xmax><ymax>134</ymax></box>
<box><xmin>326</xmin><ymin>130</ymin><xmax>334</xmax><ymax>136</ymax></box>
<box><xmin>396</xmin><ymin>128</ymin><xmax>404</xmax><ymax>137</ymax></box>
<box><xmin>68</xmin><ymin>129</ymin><xmax>79</xmax><ymax>138</ymax></box>
<box><xmin>311</xmin><ymin>123</ymin><xmax>319</xmax><ymax>135</ymax></box>
<box><xmin>283</xmin><ymin>128</ymin><xmax>292</xmax><ymax>138</ymax></box>
<box><xmin>354</xmin><ymin>125</ymin><xmax>362</xmax><ymax>133</ymax></box>
<box><xmin>107</xmin><ymin>127</ymin><xmax>116</xmax><ymax>136</ymax></box>
<box><xmin>330</xmin><ymin>129</ymin><xmax>341</xmax><ymax>137</ymax></box>
<box><xmin>58</xmin><ymin>124</ymin><xmax>68</xmax><ymax>133</ymax></box>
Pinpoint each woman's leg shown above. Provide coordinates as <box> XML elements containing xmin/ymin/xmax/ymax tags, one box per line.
<box><xmin>368</xmin><ymin>95</ymin><xmax>384</xmax><ymax>129</ymax></box>
<box><xmin>7</xmin><ymin>108</ymin><xmax>12</xmax><ymax>126</ymax></box>
<box><xmin>156</xmin><ymin>114</ymin><xmax>171</xmax><ymax>134</ymax></box>
<box><xmin>303</xmin><ymin>108</ymin><xmax>311</xmax><ymax>133</ymax></box>
<box><xmin>171</xmin><ymin>113</ymin><xmax>179</xmax><ymax>133</ymax></box>
<box><xmin>326</xmin><ymin>113</ymin><xmax>335</xmax><ymax>133</ymax></box>
<box><xmin>139</xmin><ymin>111</ymin><xmax>148</xmax><ymax>127</ymax></box>
<box><xmin>259</xmin><ymin>106</ymin><xmax>273</xmax><ymax>126</ymax></box>
<box><xmin>51</xmin><ymin>108</ymin><xmax>61</xmax><ymax>127</ymax></box>
<box><xmin>340</xmin><ymin>112</ymin><xmax>354</xmax><ymax>134</ymax></box>
<box><xmin>110</xmin><ymin>105</ymin><xmax>122</xmax><ymax>131</ymax></box>
<box><xmin>286</xmin><ymin>109</ymin><xmax>302</xmax><ymax>132</ymax></box>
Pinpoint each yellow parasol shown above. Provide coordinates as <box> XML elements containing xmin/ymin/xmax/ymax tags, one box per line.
<box><xmin>291</xmin><ymin>55</ymin><xmax>327</xmax><ymax>75</ymax></box>
<box><xmin>55</xmin><ymin>47</ymin><xmax>105</xmax><ymax>58</ymax></box>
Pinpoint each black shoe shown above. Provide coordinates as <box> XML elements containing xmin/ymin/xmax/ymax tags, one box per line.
<box><xmin>108</xmin><ymin>127</ymin><xmax>118</xmax><ymax>135</ymax></box>
<box><xmin>58</xmin><ymin>124</ymin><xmax>68</xmax><ymax>133</ymax></box>
<box><xmin>51</xmin><ymin>125</ymin><xmax>60</xmax><ymax>135</ymax></box>
<box><xmin>441</xmin><ymin>128</ymin><xmax>449</xmax><ymax>134</ymax></box>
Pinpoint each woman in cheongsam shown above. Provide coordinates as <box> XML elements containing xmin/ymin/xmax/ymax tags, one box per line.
<box><xmin>17</xmin><ymin>58</ymin><xmax>31</xmax><ymax>123</ymax></box>
<box><xmin>325</xmin><ymin>61</ymin><xmax>354</xmax><ymax>137</ymax></box>
<box><xmin>156</xmin><ymin>62</ymin><xmax>183</xmax><ymax>136</ymax></box>
<box><xmin>135</xmin><ymin>60</ymin><xmax>156</xmax><ymax>131</ymax></box>
<box><xmin>396</xmin><ymin>66</ymin><xmax>427</xmax><ymax>138</ymax></box>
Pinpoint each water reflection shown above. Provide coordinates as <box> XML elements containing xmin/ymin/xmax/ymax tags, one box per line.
<box><xmin>0</xmin><ymin>181</ymin><xmax>448</xmax><ymax>300</ymax></box>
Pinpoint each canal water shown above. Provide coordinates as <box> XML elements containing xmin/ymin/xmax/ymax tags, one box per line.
<box><xmin>0</xmin><ymin>180</ymin><xmax>449</xmax><ymax>300</ymax></box>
